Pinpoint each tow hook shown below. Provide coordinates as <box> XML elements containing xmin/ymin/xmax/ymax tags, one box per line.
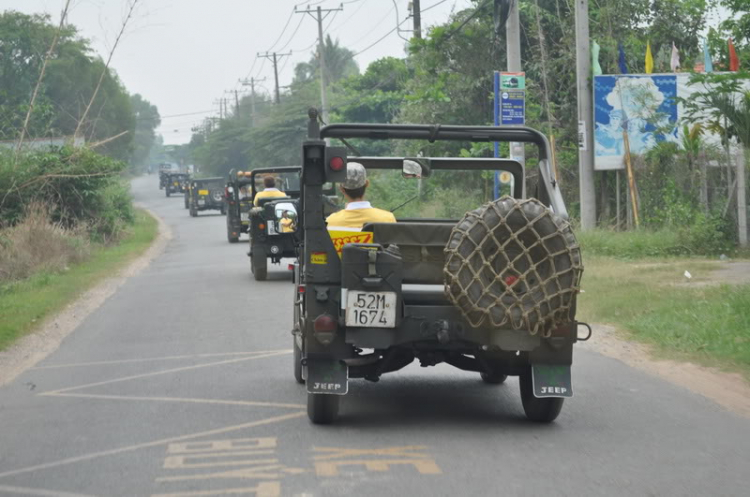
<box><xmin>577</xmin><ymin>322</ymin><xmax>593</xmax><ymax>341</ymax></box>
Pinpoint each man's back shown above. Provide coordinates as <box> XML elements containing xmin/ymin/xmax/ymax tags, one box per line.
<box><xmin>253</xmin><ymin>189</ymin><xmax>286</xmax><ymax>206</ymax></box>
<box><xmin>326</xmin><ymin>205</ymin><xmax>395</xmax><ymax>229</ymax></box>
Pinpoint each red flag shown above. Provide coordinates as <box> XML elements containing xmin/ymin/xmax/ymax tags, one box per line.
<box><xmin>729</xmin><ymin>38</ymin><xmax>740</xmax><ymax>71</ymax></box>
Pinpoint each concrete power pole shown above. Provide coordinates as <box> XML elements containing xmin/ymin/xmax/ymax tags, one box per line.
<box><xmin>574</xmin><ymin>0</ymin><xmax>597</xmax><ymax>229</ymax></box>
<box><xmin>240</xmin><ymin>77</ymin><xmax>267</xmax><ymax>126</ymax></box>
<box><xmin>505</xmin><ymin>0</ymin><xmax>525</xmax><ymax>169</ymax></box>
<box><xmin>738</xmin><ymin>146</ymin><xmax>748</xmax><ymax>247</ymax></box>
<box><xmin>296</xmin><ymin>4</ymin><xmax>344</xmax><ymax>124</ymax></box>
<box><xmin>258</xmin><ymin>52</ymin><xmax>291</xmax><ymax>104</ymax></box>
<box><xmin>412</xmin><ymin>0</ymin><xmax>422</xmax><ymax>39</ymax></box>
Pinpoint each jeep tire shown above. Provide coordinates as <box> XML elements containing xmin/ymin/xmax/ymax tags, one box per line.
<box><xmin>251</xmin><ymin>248</ymin><xmax>267</xmax><ymax>281</ymax></box>
<box><xmin>519</xmin><ymin>367</ymin><xmax>564</xmax><ymax>423</ymax></box>
<box><xmin>189</xmin><ymin>203</ymin><xmax>198</xmax><ymax>218</ymax></box>
<box><xmin>184</xmin><ymin>194</ymin><xmax>189</xmax><ymax>209</ymax></box>
<box><xmin>307</xmin><ymin>393</ymin><xmax>339</xmax><ymax>424</ymax></box>
<box><xmin>165</xmin><ymin>188</ymin><xmax>170</xmax><ymax>198</ymax></box>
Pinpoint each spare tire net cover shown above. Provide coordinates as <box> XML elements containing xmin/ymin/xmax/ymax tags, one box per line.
<box><xmin>444</xmin><ymin>197</ymin><xmax>583</xmax><ymax>336</ymax></box>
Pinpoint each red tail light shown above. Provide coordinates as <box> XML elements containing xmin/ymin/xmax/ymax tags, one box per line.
<box><xmin>329</xmin><ymin>156</ymin><xmax>345</xmax><ymax>171</ymax></box>
<box><xmin>313</xmin><ymin>314</ymin><xmax>337</xmax><ymax>345</ymax></box>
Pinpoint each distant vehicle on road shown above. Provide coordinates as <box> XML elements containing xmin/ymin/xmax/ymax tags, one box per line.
<box><xmin>188</xmin><ymin>177</ymin><xmax>225</xmax><ymax>217</ymax></box>
<box><xmin>246</xmin><ymin>167</ymin><xmax>301</xmax><ymax>281</ymax></box>
<box><xmin>164</xmin><ymin>172</ymin><xmax>188</xmax><ymax>197</ymax></box>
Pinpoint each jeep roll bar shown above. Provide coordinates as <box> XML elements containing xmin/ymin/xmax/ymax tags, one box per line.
<box><xmin>305</xmin><ymin>108</ymin><xmax>567</xmax><ymax>218</ymax></box>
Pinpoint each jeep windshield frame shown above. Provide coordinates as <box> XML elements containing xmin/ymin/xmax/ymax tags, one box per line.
<box><xmin>249</xmin><ymin>166</ymin><xmax>301</xmax><ymax>198</ymax></box>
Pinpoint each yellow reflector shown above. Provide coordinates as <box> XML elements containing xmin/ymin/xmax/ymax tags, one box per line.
<box><xmin>198</xmin><ymin>189</ymin><xmax>209</xmax><ymax>195</ymax></box>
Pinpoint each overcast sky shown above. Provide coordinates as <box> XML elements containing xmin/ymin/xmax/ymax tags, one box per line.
<box><xmin>5</xmin><ymin>0</ymin><xmax>474</xmax><ymax>144</ymax></box>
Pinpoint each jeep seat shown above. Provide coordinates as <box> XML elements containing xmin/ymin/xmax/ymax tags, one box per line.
<box><xmin>364</xmin><ymin>222</ymin><xmax>456</xmax><ymax>305</ymax></box>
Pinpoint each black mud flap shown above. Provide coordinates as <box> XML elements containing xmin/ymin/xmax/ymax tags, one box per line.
<box><xmin>306</xmin><ymin>359</ymin><xmax>348</xmax><ymax>395</ymax></box>
<box><xmin>532</xmin><ymin>365</ymin><xmax>573</xmax><ymax>398</ymax></box>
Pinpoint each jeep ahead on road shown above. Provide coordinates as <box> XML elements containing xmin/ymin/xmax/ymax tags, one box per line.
<box><xmin>165</xmin><ymin>172</ymin><xmax>188</xmax><ymax>197</ymax></box>
<box><xmin>293</xmin><ymin>110</ymin><xmax>587</xmax><ymax>424</ymax></box>
<box><xmin>188</xmin><ymin>177</ymin><xmax>225</xmax><ymax>217</ymax></box>
<box><xmin>247</xmin><ymin>167</ymin><xmax>301</xmax><ymax>281</ymax></box>
<box><xmin>224</xmin><ymin>170</ymin><xmax>254</xmax><ymax>243</ymax></box>
<box><xmin>158</xmin><ymin>163</ymin><xmax>174</xmax><ymax>189</ymax></box>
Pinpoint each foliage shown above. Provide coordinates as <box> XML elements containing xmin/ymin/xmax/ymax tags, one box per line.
<box><xmin>0</xmin><ymin>11</ymin><xmax>160</xmax><ymax>163</ymax></box>
<box><xmin>0</xmin><ymin>146</ymin><xmax>133</xmax><ymax>240</ymax></box>
<box><xmin>0</xmin><ymin>209</ymin><xmax>157</xmax><ymax>350</ymax></box>
<box><xmin>129</xmin><ymin>94</ymin><xmax>161</xmax><ymax>171</ymax></box>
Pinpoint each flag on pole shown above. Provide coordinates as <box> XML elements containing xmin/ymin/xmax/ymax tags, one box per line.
<box><xmin>703</xmin><ymin>38</ymin><xmax>713</xmax><ymax>73</ymax></box>
<box><xmin>729</xmin><ymin>38</ymin><xmax>740</xmax><ymax>71</ymax></box>
<box><xmin>592</xmin><ymin>40</ymin><xmax>603</xmax><ymax>76</ymax></box>
<box><xmin>618</xmin><ymin>43</ymin><xmax>628</xmax><ymax>74</ymax></box>
<box><xmin>670</xmin><ymin>42</ymin><xmax>680</xmax><ymax>72</ymax></box>
<box><xmin>645</xmin><ymin>42</ymin><xmax>654</xmax><ymax>74</ymax></box>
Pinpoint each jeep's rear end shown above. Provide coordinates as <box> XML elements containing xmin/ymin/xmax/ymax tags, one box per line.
<box><xmin>188</xmin><ymin>177</ymin><xmax>225</xmax><ymax>217</ymax></box>
<box><xmin>295</xmin><ymin>110</ymin><xmax>587</xmax><ymax>425</ymax></box>
<box><xmin>247</xmin><ymin>167</ymin><xmax>301</xmax><ymax>281</ymax></box>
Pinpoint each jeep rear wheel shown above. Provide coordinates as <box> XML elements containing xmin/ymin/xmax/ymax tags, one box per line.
<box><xmin>481</xmin><ymin>372</ymin><xmax>508</xmax><ymax>384</ymax></box>
<box><xmin>184</xmin><ymin>195</ymin><xmax>189</xmax><ymax>209</ymax></box>
<box><xmin>307</xmin><ymin>393</ymin><xmax>339</xmax><ymax>424</ymax></box>
<box><xmin>189</xmin><ymin>204</ymin><xmax>197</xmax><ymax>217</ymax></box>
<box><xmin>519</xmin><ymin>367</ymin><xmax>564</xmax><ymax>423</ymax></box>
<box><xmin>251</xmin><ymin>248</ymin><xmax>267</xmax><ymax>281</ymax></box>
<box><xmin>165</xmin><ymin>188</ymin><xmax>170</xmax><ymax>197</ymax></box>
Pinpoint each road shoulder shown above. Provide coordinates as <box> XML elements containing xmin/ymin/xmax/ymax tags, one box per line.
<box><xmin>0</xmin><ymin>206</ymin><xmax>171</xmax><ymax>386</ymax></box>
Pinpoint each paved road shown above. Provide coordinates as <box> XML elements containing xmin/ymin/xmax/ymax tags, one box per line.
<box><xmin>1</xmin><ymin>175</ymin><xmax>749</xmax><ymax>497</ymax></box>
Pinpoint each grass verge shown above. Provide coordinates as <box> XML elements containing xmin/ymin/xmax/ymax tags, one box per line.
<box><xmin>578</xmin><ymin>255</ymin><xmax>750</xmax><ymax>378</ymax></box>
<box><xmin>0</xmin><ymin>208</ymin><xmax>158</xmax><ymax>351</ymax></box>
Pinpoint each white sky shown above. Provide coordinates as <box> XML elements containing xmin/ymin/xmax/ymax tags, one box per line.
<box><xmin>4</xmin><ymin>0</ymin><xmax>474</xmax><ymax>144</ymax></box>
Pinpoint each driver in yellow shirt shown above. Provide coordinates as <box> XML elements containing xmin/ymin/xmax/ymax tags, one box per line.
<box><xmin>253</xmin><ymin>176</ymin><xmax>287</xmax><ymax>206</ymax></box>
<box><xmin>326</xmin><ymin>162</ymin><xmax>396</xmax><ymax>229</ymax></box>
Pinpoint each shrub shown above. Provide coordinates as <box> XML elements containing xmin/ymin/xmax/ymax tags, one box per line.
<box><xmin>0</xmin><ymin>203</ymin><xmax>90</xmax><ymax>282</ymax></box>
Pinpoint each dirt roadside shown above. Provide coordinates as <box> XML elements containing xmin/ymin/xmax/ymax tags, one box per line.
<box><xmin>0</xmin><ymin>206</ymin><xmax>171</xmax><ymax>387</ymax></box>
<box><xmin>589</xmin><ymin>324</ymin><xmax>750</xmax><ymax>419</ymax></box>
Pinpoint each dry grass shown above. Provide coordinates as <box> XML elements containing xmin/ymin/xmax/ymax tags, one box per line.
<box><xmin>0</xmin><ymin>203</ymin><xmax>90</xmax><ymax>282</ymax></box>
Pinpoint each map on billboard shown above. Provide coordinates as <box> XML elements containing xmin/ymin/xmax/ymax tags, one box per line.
<box><xmin>593</xmin><ymin>73</ymin><xmax>749</xmax><ymax>171</ymax></box>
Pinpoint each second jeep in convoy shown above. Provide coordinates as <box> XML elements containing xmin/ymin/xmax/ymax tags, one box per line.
<box><xmin>164</xmin><ymin>172</ymin><xmax>188</xmax><ymax>197</ymax></box>
<box><xmin>188</xmin><ymin>177</ymin><xmax>225</xmax><ymax>217</ymax></box>
<box><xmin>247</xmin><ymin>167</ymin><xmax>301</xmax><ymax>281</ymax></box>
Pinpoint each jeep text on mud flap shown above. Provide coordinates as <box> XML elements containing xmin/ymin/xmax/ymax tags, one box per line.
<box><xmin>293</xmin><ymin>109</ymin><xmax>589</xmax><ymax>425</ymax></box>
<box><xmin>188</xmin><ymin>177</ymin><xmax>225</xmax><ymax>217</ymax></box>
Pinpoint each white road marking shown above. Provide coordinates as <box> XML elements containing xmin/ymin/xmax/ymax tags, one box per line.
<box><xmin>39</xmin><ymin>351</ymin><xmax>290</xmax><ymax>395</ymax></box>
<box><xmin>32</xmin><ymin>351</ymin><xmax>291</xmax><ymax>370</ymax></box>
<box><xmin>43</xmin><ymin>393</ymin><xmax>305</xmax><ymax>409</ymax></box>
<box><xmin>0</xmin><ymin>485</ymin><xmax>96</xmax><ymax>497</ymax></box>
<box><xmin>0</xmin><ymin>412</ymin><xmax>305</xmax><ymax>480</ymax></box>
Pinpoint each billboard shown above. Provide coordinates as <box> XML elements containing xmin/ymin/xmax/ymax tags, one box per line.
<box><xmin>593</xmin><ymin>73</ymin><xmax>749</xmax><ymax>171</ymax></box>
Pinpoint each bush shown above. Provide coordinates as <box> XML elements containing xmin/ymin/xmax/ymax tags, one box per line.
<box><xmin>0</xmin><ymin>146</ymin><xmax>132</xmax><ymax>240</ymax></box>
<box><xmin>0</xmin><ymin>203</ymin><xmax>90</xmax><ymax>282</ymax></box>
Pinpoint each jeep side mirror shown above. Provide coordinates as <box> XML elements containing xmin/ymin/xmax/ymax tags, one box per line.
<box><xmin>402</xmin><ymin>159</ymin><xmax>430</xmax><ymax>179</ymax></box>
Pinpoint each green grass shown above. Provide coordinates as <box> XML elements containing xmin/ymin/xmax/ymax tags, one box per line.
<box><xmin>0</xmin><ymin>209</ymin><xmax>158</xmax><ymax>351</ymax></box>
<box><xmin>578</xmin><ymin>255</ymin><xmax>750</xmax><ymax>377</ymax></box>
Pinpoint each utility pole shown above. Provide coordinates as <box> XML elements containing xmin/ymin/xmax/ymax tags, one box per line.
<box><xmin>296</xmin><ymin>3</ymin><xmax>344</xmax><ymax>124</ymax></box>
<box><xmin>506</xmin><ymin>0</ymin><xmax>524</xmax><ymax>167</ymax></box>
<box><xmin>234</xmin><ymin>89</ymin><xmax>240</xmax><ymax>119</ymax></box>
<box><xmin>737</xmin><ymin>145</ymin><xmax>748</xmax><ymax>247</ymax></box>
<box><xmin>412</xmin><ymin>0</ymin><xmax>422</xmax><ymax>39</ymax></box>
<box><xmin>240</xmin><ymin>77</ymin><xmax>266</xmax><ymax>126</ymax></box>
<box><xmin>258</xmin><ymin>51</ymin><xmax>292</xmax><ymax>104</ymax></box>
<box><xmin>574</xmin><ymin>0</ymin><xmax>597</xmax><ymax>229</ymax></box>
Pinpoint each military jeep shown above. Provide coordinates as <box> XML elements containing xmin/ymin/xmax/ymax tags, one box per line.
<box><xmin>165</xmin><ymin>172</ymin><xmax>188</xmax><ymax>197</ymax></box>
<box><xmin>224</xmin><ymin>170</ymin><xmax>255</xmax><ymax>243</ymax></box>
<box><xmin>294</xmin><ymin>110</ymin><xmax>587</xmax><ymax>425</ymax></box>
<box><xmin>247</xmin><ymin>167</ymin><xmax>301</xmax><ymax>281</ymax></box>
<box><xmin>188</xmin><ymin>177</ymin><xmax>225</xmax><ymax>217</ymax></box>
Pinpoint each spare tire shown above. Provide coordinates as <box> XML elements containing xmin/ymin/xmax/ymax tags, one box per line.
<box><xmin>444</xmin><ymin>197</ymin><xmax>582</xmax><ymax>336</ymax></box>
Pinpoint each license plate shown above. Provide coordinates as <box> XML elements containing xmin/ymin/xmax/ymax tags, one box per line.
<box><xmin>345</xmin><ymin>291</ymin><xmax>396</xmax><ymax>328</ymax></box>
<box><xmin>198</xmin><ymin>189</ymin><xmax>209</xmax><ymax>195</ymax></box>
<box><xmin>307</xmin><ymin>359</ymin><xmax>348</xmax><ymax>395</ymax></box>
<box><xmin>241</xmin><ymin>212</ymin><xmax>249</xmax><ymax>221</ymax></box>
<box><xmin>532</xmin><ymin>365</ymin><xmax>573</xmax><ymax>398</ymax></box>
<box><xmin>198</xmin><ymin>199</ymin><xmax>205</xmax><ymax>205</ymax></box>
